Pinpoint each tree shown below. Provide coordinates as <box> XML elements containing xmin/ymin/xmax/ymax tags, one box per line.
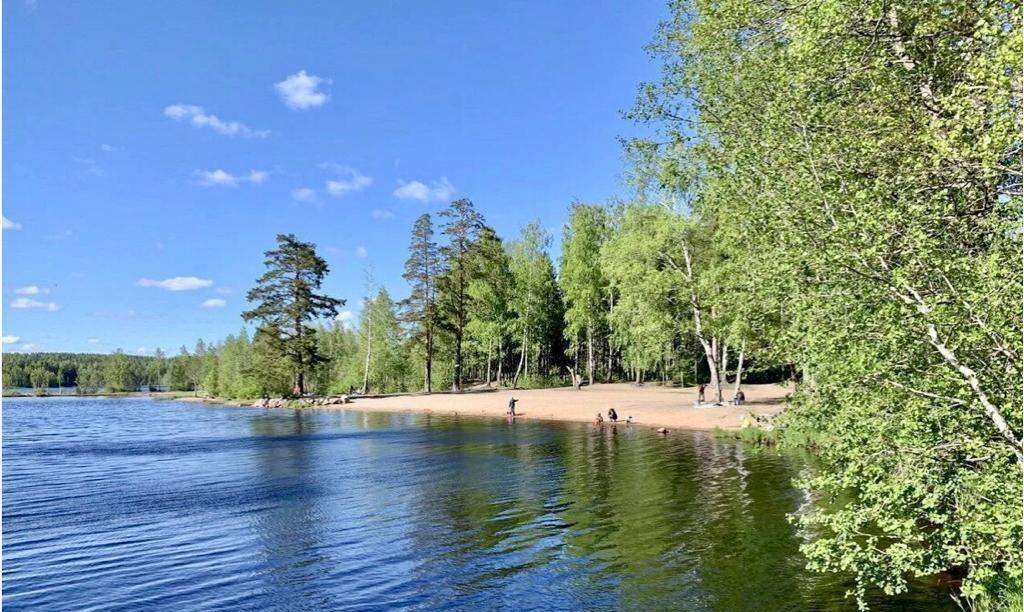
<box><xmin>400</xmin><ymin>214</ymin><xmax>441</xmax><ymax>392</ymax></box>
<box><xmin>436</xmin><ymin>199</ymin><xmax>484</xmax><ymax>391</ymax></box>
<box><xmin>242</xmin><ymin>234</ymin><xmax>343</xmax><ymax>395</ymax></box>
<box><xmin>355</xmin><ymin>288</ymin><xmax>409</xmax><ymax>394</ymax></box>
<box><xmin>629</xmin><ymin>0</ymin><xmax>1022</xmax><ymax>605</ymax></box>
<box><xmin>76</xmin><ymin>364</ymin><xmax>103</xmax><ymax>394</ymax></box>
<box><xmin>509</xmin><ymin>221</ymin><xmax>563</xmax><ymax>386</ymax></box>
<box><xmin>148</xmin><ymin>348</ymin><xmax>167</xmax><ymax>389</ymax></box>
<box><xmin>466</xmin><ymin>226</ymin><xmax>514</xmax><ymax>387</ymax></box>
<box><xmin>560</xmin><ymin>203</ymin><xmax>610</xmax><ymax>386</ymax></box>
<box><xmin>103</xmin><ymin>350</ymin><xmax>133</xmax><ymax>392</ymax></box>
<box><xmin>29</xmin><ymin>366</ymin><xmax>50</xmax><ymax>392</ymax></box>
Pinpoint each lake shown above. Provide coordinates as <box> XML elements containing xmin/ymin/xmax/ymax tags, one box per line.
<box><xmin>2</xmin><ymin>397</ymin><xmax>954</xmax><ymax>611</ymax></box>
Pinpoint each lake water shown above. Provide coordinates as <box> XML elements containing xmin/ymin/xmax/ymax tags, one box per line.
<box><xmin>3</xmin><ymin>397</ymin><xmax>954</xmax><ymax>611</ymax></box>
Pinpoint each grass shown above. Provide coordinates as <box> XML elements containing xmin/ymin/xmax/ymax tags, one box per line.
<box><xmin>967</xmin><ymin>577</ymin><xmax>1024</xmax><ymax>612</ymax></box>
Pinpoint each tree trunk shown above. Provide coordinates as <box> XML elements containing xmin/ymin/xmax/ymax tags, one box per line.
<box><xmin>721</xmin><ymin>343</ymin><xmax>729</xmax><ymax>384</ymax></box>
<box><xmin>681</xmin><ymin>243</ymin><xmax>723</xmax><ymax>403</ymax></box>
<box><xmin>425</xmin><ymin>330</ymin><xmax>433</xmax><ymax>393</ymax></box>
<box><xmin>453</xmin><ymin>329</ymin><xmax>463</xmax><ymax>392</ymax></box>
<box><xmin>734</xmin><ymin>344</ymin><xmax>745</xmax><ymax>397</ymax></box>
<box><xmin>485</xmin><ymin>338</ymin><xmax>493</xmax><ymax>387</ymax></box>
<box><xmin>497</xmin><ymin>337</ymin><xmax>504</xmax><ymax>387</ymax></box>
<box><xmin>523</xmin><ymin>333</ymin><xmax>530</xmax><ymax>378</ymax></box>
<box><xmin>512</xmin><ymin>330</ymin><xmax>527</xmax><ymax>388</ymax></box>
<box><xmin>586</xmin><ymin>321</ymin><xmax>595</xmax><ymax>386</ymax></box>
<box><xmin>361</xmin><ymin>338</ymin><xmax>372</xmax><ymax>395</ymax></box>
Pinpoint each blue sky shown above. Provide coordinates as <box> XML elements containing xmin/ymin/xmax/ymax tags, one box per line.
<box><xmin>2</xmin><ymin>0</ymin><xmax>663</xmax><ymax>355</ymax></box>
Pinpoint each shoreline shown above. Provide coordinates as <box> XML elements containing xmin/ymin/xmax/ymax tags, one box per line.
<box><xmin>340</xmin><ymin>382</ymin><xmax>791</xmax><ymax>431</ymax></box>
<box><xmin>6</xmin><ymin>383</ymin><xmax>793</xmax><ymax>432</ymax></box>
<box><xmin>214</xmin><ymin>382</ymin><xmax>792</xmax><ymax>432</ymax></box>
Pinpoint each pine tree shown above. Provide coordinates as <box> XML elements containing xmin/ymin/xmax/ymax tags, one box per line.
<box><xmin>466</xmin><ymin>226</ymin><xmax>514</xmax><ymax>387</ymax></box>
<box><xmin>242</xmin><ymin>234</ymin><xmax>343</xmax><ymax>395</ymax></box>
<box><xmin>400</xmin><ymin>214</ymin><xmax>441</xmax><ymax>392</ymax></box>
<box><xmin>436</xmin><ymin>199</ymin><xmax>484</xmax><ymax>391</ymax></box>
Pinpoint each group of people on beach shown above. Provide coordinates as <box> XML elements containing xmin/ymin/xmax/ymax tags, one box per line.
<box><xmin>696</xmin><ymin>383</ymin><xmax>745</xmax><ymax>406</ymax></box>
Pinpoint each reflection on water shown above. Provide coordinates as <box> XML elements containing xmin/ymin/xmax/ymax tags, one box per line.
<box><xmin>2</xmin><ymin>397</ymin><xmax>953</xmax><ymax>611</ymax></box>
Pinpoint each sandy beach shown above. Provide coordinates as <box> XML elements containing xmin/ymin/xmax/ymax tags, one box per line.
<box><xmin>345</xmin><ymin>382</ymin><xmax>792</xmax><ymax>431</ymax></box>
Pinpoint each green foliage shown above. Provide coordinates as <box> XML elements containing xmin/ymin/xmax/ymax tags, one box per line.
<box><xmin>2</xmin><ymin>352</ymin><xmax>154</xmax><ymax>392</ymax></box>
<box><xmin>601</xmin><ymin>204</ymin><xmax>687</xmax><ymax>379</ymax></box>
<box><xmin>242</xmin><ymin>233</ymin><xmax>343</xmax><ymax>394</ymax></box>
<box><xmin>632</xmin><ymin>0</ymin><xmax>1022</xmax><ymax>606</ymax></box>
<box><xmin>353</xmin><ymin>288</ymin><xmax>412</xmax><ymax>394</ymax></box>
<box><xmin>436</xmin><ymin>199</ymin><xmax>485</xmax><ymax>390</ymax></box>
<box><xmin>559</xmin><ymin>202</ymin><xmax>611</xmax><ymax>383</ymax></box>
<box><xmin>399</xmin><ymin>213</ymin><xmax>442</xmax><ymax>392</ymax></box>
<box><xmin>102</xmin><ymin>350</ymin><xmax>134</xmax><ymax>392</ymax></box>
<box><xmin>508</xmin><ymin>220</ymin><xmax>565</xmax><ymax>383</ymax></box>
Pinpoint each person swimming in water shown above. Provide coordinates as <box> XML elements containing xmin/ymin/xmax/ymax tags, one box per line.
<box><xmin>607</xmin><ymin>407</ymin><xmax>618</xmax><ymax>422</ymax></box>
<box><xmin>594</xmin><ymin>412</ymin><xmax>604</xmax><ymax>425</ymax></box>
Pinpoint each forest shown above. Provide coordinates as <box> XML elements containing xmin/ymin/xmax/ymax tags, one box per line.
<box><xmin>2</xmin><ymin>0</ymin><xmax>1019</xmax><ymax>609</ymax></box>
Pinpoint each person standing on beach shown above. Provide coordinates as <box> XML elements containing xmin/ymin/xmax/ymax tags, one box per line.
<box><xmin>698</xmin><ymin>383</ymin><xmax>706</xmax><ymax>404</ymax></box>
<box><xmin>507</xmin><ymin>397</ymin><xmax>518</xmax><ymax>416</ymax></box>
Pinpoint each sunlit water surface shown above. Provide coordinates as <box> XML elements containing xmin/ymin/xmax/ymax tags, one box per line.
<box><xmin>3</xmin><ymin>397</ymin><xmax>954</xmax><ymax>611</ymax></box>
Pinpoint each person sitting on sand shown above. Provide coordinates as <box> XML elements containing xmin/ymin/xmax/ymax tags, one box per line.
<box><xmin>594</xmin><ymin>412</ymin><xmax>604</xmax><ymax>425</ymax></box>
<box><xmin>507</xmin><ymin>397</ymin><xmax>518</xmax><ymax>416</ymax></box>
<box><xmin>607</xmin><ymin>407</ymin><xmax>618</xmax><ymax>422</ymax></box>
<box><xmin>698</xmin><ymin>383</ymin><xmax>707</xmax><ymax>404</ymax></box>
<box><xmin>733</xmin><ymin>390</ymin><xmax>746</xmax><ymax>406</ymax></box>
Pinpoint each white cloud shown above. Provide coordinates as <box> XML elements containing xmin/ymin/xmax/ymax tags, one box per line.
<box><xmin>164</xmin><ymin>104</ymin><xmax>269</xmax><ymax>138</ymax></box>
<box><xmin>13</xmin><ymin>343</ymin><xmax>40</xmax><ymax>352</ymax></box>
<box><xmin>355</xmin><ymin>246</ymin><xmax>368</xmax><ymax>259</ymax></box>
<box><xmin>136</xmin><ymin>347</ymin><xmax>155</xmax><ymax>356</ymax></box>
<box><xmin>292</xmin><ymin>187</ymin><xmax>317</xmax><ymax>203</ymax></box>
<box><xmin>201</xmin><ymin>298</ymin><xmax>226</xmax><ymax>309</ymax></box>
<box><xmin>87</xmin><ymin>338</ymin><xmax>101</xmax><ymax>344</ymax></box>
<box><xmin>325</xmin><ymin>168</ymin><xmax>373</xmax><ymax>197</ymax></box>
<box><xmin>393</xmin><ymin>177</ymin><xmax>455</xmax><ymax>202</ymax></box>
<box><xmin>3</xmin><ymin>215</ymin><xmax>22</xmax><ymax>230</ymax></box>
<box><xmin>275</xmin><ymin>71</ymin><xmax>330</xmax><ymax>109</ymax></box>
<box><xmin>195</xmin><ymin>169</ymin><xmax>267</xmax><ymax>187</ymax></box>
<box><xmin>137</xmin><ymin>276</ymin><xmax>213</xmax><ymax>291</ymax></box>
<box><xmin>100</xmin><ymin>144</ymin><xmax>117</xmax><ymax>152</ymax></box>
<box><xmin>2</xmin><ymin>335</ymin><xmax>20</xmax><ymax>344</ymax></box>
<box><xmin>371</xmin><ymin>209</ymin><xmax>395</xmax><ymax>220</ymax></box>
<box><xmin>335</xmin><ymin>310</ymin><xmax>354</xmax><ymax>329</ymax></box>
<box><xmin>15</xmin><ymin>285</ymin><xmax>49</xmax><ymax>295</ymax></box>
<box><xmin>215</xmin><ymin>287</ymin><xmax>233</xmax><ymax>295</ymax></box>
<box><xmin>11</xmin><ymin>298</ymin><xmax>59</xmax><ymax>312</ymax></box>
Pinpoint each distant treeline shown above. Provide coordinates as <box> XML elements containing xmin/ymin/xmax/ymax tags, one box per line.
<box><xmin>4</xmin><ymin>350</ymin><xmax>196</xmax><ymax>393</ymax></box>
